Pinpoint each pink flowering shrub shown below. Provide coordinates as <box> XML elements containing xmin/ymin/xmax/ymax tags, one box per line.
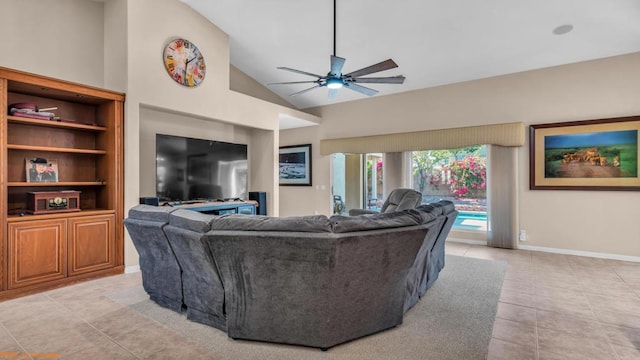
<box><xmin>428</xmin><ymin>170</ymin><xmax>442</xmax><ymax>190</ymax></box>
<box><xmin>447</xmin><ymin>155</ymin><xmax>486</xmax><ymax>198</ymax></box>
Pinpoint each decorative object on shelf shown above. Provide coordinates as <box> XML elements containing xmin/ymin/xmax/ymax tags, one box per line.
<box><xmin>27</xmin><ymin>190</ymin><xmax>81</xmax><ymax>215</ymax></box>
<box><xmin>279</xmin><ymin>144</ymin><xmax>312</xmax><ymax>186</ymax></box>
<box><xmin>163</xmin><ymin>38</ymin><xmax>206</xmax><ymax>87</ymax></box>
<box><xmin>530</xmin><ymin>115</ymin><xmax>640</xmax><ymax>191</ymax></box>
<box><xmin>8</xmin><ymin>102</ymin><xmax>57</xmax><ymax>120</ymax></box>
<box><xmin>26</xmin><ymin>158</ymin><xmax>58</xmax><ymax>183</ymax></box>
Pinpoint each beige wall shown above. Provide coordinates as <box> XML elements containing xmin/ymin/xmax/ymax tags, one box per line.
<box><xmin>283</xmin><ymin>52</ymin><xmax>640</xmax><ymax>259</ymax></box>
<box><xmin>230</xmin><ymin>65</ymin><xmax>295</xmax><ymax>109</ymax></box>
<box><xmin>0</xmin><ymin>0</ymin><xmax>105</xmax><ymax>87</ymax></box>
<box><xmin>103</xmin><ymin>0</ymin><xmax>128</xmax><ymax>92</ymax></box>
<box><xmin>278</xmin><ymin>127</ymin><xmax>331</xmax><ymax>217</ymax></box>
<box><xmin>249</xmin><ymin>128</ymin><xmax>279</xmax><ymax>216</ymax></box>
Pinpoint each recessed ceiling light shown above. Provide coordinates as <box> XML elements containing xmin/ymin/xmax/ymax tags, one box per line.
<box><xmin>553</xmin><ymin>24</ymin><xmax>574</xmax><ymax>35</ymax></box>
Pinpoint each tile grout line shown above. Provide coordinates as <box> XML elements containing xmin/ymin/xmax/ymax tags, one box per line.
<box><xmin>528</xmin><ymin>252</ymin><xmax>539</xmax><ymax>360</ymax></box>
<box><xmin>534</xmin><ymin>305</ymin><xmax>539</xmax><ymax>360</ymax></box>
<box><xmin>534</xmin><ymin>254</ymin><xmax>625</xmax><ymax>360</ymax></box>
<box><xmin>0</xmin><ymin>321</ymin><xmax>34</xmax><ymax>360</ymax></box>
<box><xmin>43</xmin><ymin>291</ymin><xmax>143</xmax><ymax>360</ymax></box>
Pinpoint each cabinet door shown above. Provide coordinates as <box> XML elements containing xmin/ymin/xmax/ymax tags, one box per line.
<box><xmin>8</xmin><ymin>219</ymin><xmax>67</xmax><ymax>289</ymax></box>
<box><xmin>68</xmin><ymin>215</ymin><xmax>115</xmax><ymax>276</ymax></box>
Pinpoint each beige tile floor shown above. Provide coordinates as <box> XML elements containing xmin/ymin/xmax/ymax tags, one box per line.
<box><xmin>444</xmin><ymin>242</ymin><xmax>640</xmax><ymax>360</ymax></box>
<box><xmin>0</xmin><ymin>242</ymin><xmax>638</xmax><ymax>359</ymax></box>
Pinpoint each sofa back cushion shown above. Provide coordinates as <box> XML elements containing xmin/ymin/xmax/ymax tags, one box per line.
<box><xmin>128</xmin><ymin>204</ymin><xmax>176</xmax><ymax>222</ymax></box>
<box><xmin>169</xmin><ymin>209</ymin><xmax>215</xmax><ymax>233</ymax></box>
<box><xmin>413</xmin><ymin>205</ymin><xmax>440</xmax><ymax>223</ymax></box>
<box><xmin>431</xmin><ymin>200</ymin><xmax>456</xmax><ymax>215</ymax></box>
<box><xmin>329</xmin><ymin>209</ymin><xmax>424</xmax><ymax>233</ymax></box>
<box><xmin>210</xmin><ymin>214</ymin><xmax>332</xmax><ymax>233</ymax></box>
<box><xmin>415</xmin><ymin>204</ymin><xmax>442</xmax><ymax>216</ymax></box>
<box><xmin>380</xmin><ymin>188</ymin><xmax>422</xmax><ymax>213</ymax></box>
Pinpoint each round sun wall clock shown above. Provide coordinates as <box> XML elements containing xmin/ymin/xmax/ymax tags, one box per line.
<box><xmin>163</xmin><ymin>38</ymin><xmax>206</xmax><ymax>87</ymax></box>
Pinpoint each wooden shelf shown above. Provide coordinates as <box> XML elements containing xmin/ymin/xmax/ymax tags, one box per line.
<box><xmin>7</xmin><ymin>115</ymin><xmax>106</xmax><ymax>132</ymax></box>
<box><xmin>8</xmin><ymin>182</ymin><xmax>106</xmax><ymax>187</ymax></box>
<box><xmin>7</xmin><ymin>209</ymin><xmax>115</xmax><ymax>222</ymax></box>
<box><xmin>7</xmin><ymin>144</ymin><xmax>107</xmax><ymax>154</ymax></box>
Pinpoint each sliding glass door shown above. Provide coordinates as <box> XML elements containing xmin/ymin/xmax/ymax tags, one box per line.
<box><xmin>364</xmin><ymin>153</ymin><xmax>384</xmax><ymax>211</ymax></box>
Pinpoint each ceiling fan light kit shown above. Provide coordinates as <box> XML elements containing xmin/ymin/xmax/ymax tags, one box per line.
<box><xmin>326</xmin><ymin>77</ymin><xmax>344</xmax><ymax>89</ymax></box>
<box><xmin>269</xmin><ymin>0</ymin><xmax>405</xmax><ymax>99</ymax></box>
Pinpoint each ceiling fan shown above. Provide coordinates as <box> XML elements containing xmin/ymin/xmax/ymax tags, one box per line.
<box><xmin>268</xmin><ymin>0</ymin><xmax>406</xmax><ymax>99</ymax></box>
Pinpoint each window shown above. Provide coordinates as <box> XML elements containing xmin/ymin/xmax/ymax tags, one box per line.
<box><xmin>410</xmin><ymin>145</ymin><xmax>487</xmax><ymax>231</ymax></box>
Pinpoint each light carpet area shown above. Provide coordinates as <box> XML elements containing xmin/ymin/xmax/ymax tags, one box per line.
<box><xmin>109</xmin><ymin>255</ymin><xmax>506</xmax><ymax>359</ymax></box>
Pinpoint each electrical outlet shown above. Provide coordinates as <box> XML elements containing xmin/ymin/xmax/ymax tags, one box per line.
<box><xmin>519</xmin><ymin>230</ymin><xmax>527</xmax><ymax>241</ymax></box>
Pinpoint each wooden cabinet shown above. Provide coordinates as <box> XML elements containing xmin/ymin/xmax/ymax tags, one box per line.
<box><xmin>68</xmin><ymin>215</ymin><xmax>115</xmax><ymax>276</ymax></box>
<box><xmin>0</xmin><ymin>67</ymin><xmax>124</xmax><ymax>300</ymax></box>
<box><xmin>8</xmin><ymin>219</ymin><xmax>67</xmax><ymax>289</ymax></box>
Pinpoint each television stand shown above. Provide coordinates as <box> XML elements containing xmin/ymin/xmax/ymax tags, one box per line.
<box><xmin>162</xmin><ymin>200</ymin><xmax>257</xmax><ymax>215</ymax></box>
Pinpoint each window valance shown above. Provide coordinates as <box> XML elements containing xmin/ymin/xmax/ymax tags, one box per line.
<box><xmin>319</xmin><ymin>122</ymin><xmax>525</xmax><ymax>155</ymax></box>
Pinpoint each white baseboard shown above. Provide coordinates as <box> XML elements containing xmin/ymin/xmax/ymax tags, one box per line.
<box><xmin>517</xmin><ymin>244</ymin><xmax>640</xmax><ymax>263</ymax></box>
<box><xmin>125</xmin><ymin>265</ymin><xmax>140</xmax><ymax>274</ymax></box>
<box><xmin>447</xmin><ymin>238</ymin><xmax>640</xmax><ymax>263</ymax></box>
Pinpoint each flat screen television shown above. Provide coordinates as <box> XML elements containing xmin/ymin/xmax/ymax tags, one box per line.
<box><xmin>156</xmin><ymin>134</ymin><xmax>248</xmax><ymax>201</ymax></box>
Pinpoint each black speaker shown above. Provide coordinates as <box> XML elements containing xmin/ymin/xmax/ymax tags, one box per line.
<box><xmin>139</xmin><ymin>197</ymin><xmax>159</xmax><ymax>206</ymax></box>
<box><xmin>249</xmin><ymin>191</ymin><xmax>267</xmax><ymax>215</ymax></box>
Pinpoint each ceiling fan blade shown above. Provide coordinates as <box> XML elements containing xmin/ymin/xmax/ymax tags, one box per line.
<box><xmin>268</xmin><ymin>80</ymin><xmax>320</xmax><ymax>85</ymax></box>
<box><xmin>277</xmin><ymin>67</ymin><xmax>323</xmax><ymax>78</ymax></box>
<box><xmin>352</xmin><ymin>75</ymin><xmax>406</xmax><ymax>84</ymax></box>
<box><xmin>344</xmin><ymin>59</ymin><xmax>398</xmax><ymax>78</ymax></box>
<box><xmin>328</xmin><ymin>88</ymin><xmax>339</xmax><ymax>100</ymax></box>
<box><xmin>330</xmin><ymin>55</ymin><xmax>346</xmax><ymax>76</ymax></box>
<box><xmin>289</xmin><ymin>84</ymin><xmax>321</xmax><ymax>97</ymax></box>
<box><xmin>345</xmin><ymin>83</ymin><xmax>379</xmax><ymax>96</ymax></box>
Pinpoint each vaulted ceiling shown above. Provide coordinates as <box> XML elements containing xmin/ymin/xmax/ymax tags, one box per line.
<box><xmin>182</xmin><ymin>0</ymin><xmax>640</xmax><ymax>110</ymax></box>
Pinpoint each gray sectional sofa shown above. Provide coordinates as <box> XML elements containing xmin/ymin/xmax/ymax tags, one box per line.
<box><xmin>124</xmin><ymin>200</ymin><xmax>458</xmax><ymax>349</ymax></box>
<box><xmin>123</xmin><ymin>205</ymin><xmax>183</xmax><ymax>311</ymax></box>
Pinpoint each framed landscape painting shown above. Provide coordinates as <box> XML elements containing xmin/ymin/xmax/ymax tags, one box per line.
<box><xmin>279</xmin><ymin>144</ymin><xmax>312</xmax><ymax>186</ymax></box>
<box><xmin>530</xmin><ymin>116</ymin><xmax>640</xmax><ymax>191</ymax></box>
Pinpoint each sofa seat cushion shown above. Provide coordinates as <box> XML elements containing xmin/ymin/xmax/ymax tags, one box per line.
<box><xmin>169</xmin><ymin>209</ymin><xmax>216</xmax><ymax>233</ymax></box>
<box><xmin>330</xmin><ymin>209</ymin><xmax>423</xmax><ymax>233</ymax></box>
<box><xmin>210</xmin><ymin>214</ymin><xmax>332</xmax><ymax>233</ymax></box>
<box><xmin>128</xmin><ymin>204</ymin><xmax>176</xmax><ymax>222</ymax></box>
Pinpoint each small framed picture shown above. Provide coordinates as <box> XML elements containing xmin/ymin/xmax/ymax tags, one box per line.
<box><xmin>279</xmin><ymin>144</ymin><xmax>312</xmax><ymax>186</ymax></box>
<box><xmin>26</xmin><ymin>158</ymin><xmax>59</xmax><ymax>183</ymax></box>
